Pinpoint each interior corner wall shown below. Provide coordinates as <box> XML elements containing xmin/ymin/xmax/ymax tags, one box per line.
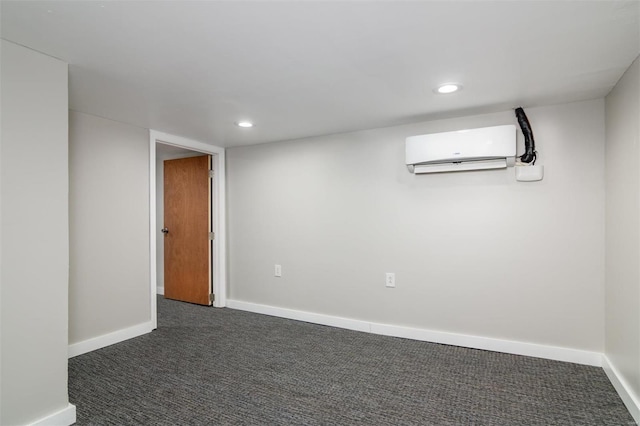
<box><xmin>227</xmin><ymin>99</ymin><xmax>606</xmax><ymax>352</ymax></box>
<box><xmin>0</xmin><ymin>40</ymin><xmax>71</xmax><ymax>425</ymax></box>
<box><xmin>69</xmin><ymin>111</ymin><xmax>150</xmax><ymax>345</ymax></box>
<box><xmin>156</xmin><ymin>153</ymin><xmax>165</xmax><ymax>293</ymax></box>
<box><xmin>605</xmin><ymin>56</ymin><xmax>640</xmax><ymax>404</ymax></box>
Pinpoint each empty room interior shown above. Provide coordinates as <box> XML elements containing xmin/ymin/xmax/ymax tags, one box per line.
<box><xmin>1</xmin><ymin>1</ymin><xmax>640</xmax><ymax>425</ymax></box>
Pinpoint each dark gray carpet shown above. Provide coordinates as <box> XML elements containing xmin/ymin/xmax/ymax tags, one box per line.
<box><xmin>69</xmin><ymin>297</ymin><xmax>634</xmax><ymax>425</ymax></box>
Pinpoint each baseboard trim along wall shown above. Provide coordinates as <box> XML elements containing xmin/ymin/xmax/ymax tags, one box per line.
<box><xmin>226</xmin><ymin>299</ymin><xmax>603</xmax><ymax>367</ymax></box>
<box><xmin>28</xmin><ymin>403</ymin><xmax>76</xmax><ymax>426</ymax></box>
<box><xmin>602</xmin><ymin>356</ymin><xmax>640</xmax><ymax>424</ymax></box>
<box><xmin>157</xmin><ymin>286</ymin><xmax>164</xmax><ymax>295</ymax></box>
<box><xmin>68</xmin><ymin>321</ymin><xmax>153</xmax><ymax>358</ymax></box>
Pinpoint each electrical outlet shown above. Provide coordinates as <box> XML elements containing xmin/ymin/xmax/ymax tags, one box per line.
<box><xmin>274</xmin><ymin>264</ymin><xmax>282</xmax><ymax>277</ymax></box>
<box><xmin>386</xmin><ymin>273</ymin><xmax>395</xmax><ymax>288</ymax></box>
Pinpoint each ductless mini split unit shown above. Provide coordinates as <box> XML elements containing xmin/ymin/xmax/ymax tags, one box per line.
<box><xmin>406</xmin><ymin>125</ymin><xmax>516</xmax><ymax>174</ymax></box>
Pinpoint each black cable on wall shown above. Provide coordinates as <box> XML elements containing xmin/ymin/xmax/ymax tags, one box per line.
<box><xmin>515</xmin><ymin>107</ymin><xmax>537</xmax><ymax>164</ymax></box>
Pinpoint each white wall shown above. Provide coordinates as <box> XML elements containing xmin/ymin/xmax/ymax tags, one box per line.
<box><xmin>0</xmin><ymin>40</ymin><xmax>73</xmax><ymax>425</ymax></box>
<box><xmin>605</xmin><ymin>55</ymin><xmax>640</xmax><ymax>416</ymax></box>
<box><xmin>69</xmin><ymin>111</ymin><xmax>150</xmax><ymax>345</ymax></box>
<box><xmin>227</xmin><ymin>99</ymin><xmax>605</xmax><ymax>352</ymax></box>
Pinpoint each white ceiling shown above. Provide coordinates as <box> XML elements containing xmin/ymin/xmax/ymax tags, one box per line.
<box><xmin>156</xmin><ymin>143</ymin><xmax>200</xmax><ymax>158</ymax></box>
<box><xmin>2</xmin><ymin>1</ymin><xmax>638</xmax><ymax>147</ymax></box>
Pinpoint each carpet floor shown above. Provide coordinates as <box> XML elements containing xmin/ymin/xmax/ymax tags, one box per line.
<box><xmin>69</xmin><ymin>297</ymin><xmax>634</xmax><ymax>425</ymax></box>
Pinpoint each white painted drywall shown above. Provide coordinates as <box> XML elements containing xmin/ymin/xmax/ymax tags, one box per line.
<box><xmin>69</xmin><ymin>111</ymin><xmax>150</xmax><ymax>345</ymax></box>
<box><xmin>605</xmin><ymin>56</ymin><xmax>640</xmax><ymax>403</ymax></box>
<box><xmin>227</xmin><ymin>99</ymin><xmax>605</xmax><ymax>352</ymax></box>
<box><xmin>0</xmin><ymin>40</ymin><xmax>72</xmax><ymax>425</ymax></box>
<box><xmin>155</xmin><ymin>145</ymin><xmax>203</xmax><ymax>293</ymax></box>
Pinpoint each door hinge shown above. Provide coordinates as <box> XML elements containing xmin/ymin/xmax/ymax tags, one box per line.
<box><xmin>209</xmin><ymin>232</ymin><xmax>215</xmax><ymax>240</ymax></box>
<box><xmin>209</xmin><ymin>293</ymin><xmax>215</xmax><ymax>302</ymax></box>
<box><xmin>209</xmin><ymin>170</ymin><xmax>214</xmax><ymax>178</ymax></box>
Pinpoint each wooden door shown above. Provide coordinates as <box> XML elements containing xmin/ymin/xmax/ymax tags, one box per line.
<box><xmin>163</xmin><ymin>155</ymin><xmax>212</xmax><ymax>305</ymax></box>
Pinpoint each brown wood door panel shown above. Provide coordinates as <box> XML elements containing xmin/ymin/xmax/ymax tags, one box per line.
<box><xmin>163</xmin><ymin>155</ymin><xmax>211</xmax><ymax>305</ymax></box>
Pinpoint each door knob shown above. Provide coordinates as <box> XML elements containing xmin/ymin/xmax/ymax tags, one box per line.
<box><xmin>161</xmin><ymin>228</ymin><xmax>169</xmax><ymax>234</ymax></box>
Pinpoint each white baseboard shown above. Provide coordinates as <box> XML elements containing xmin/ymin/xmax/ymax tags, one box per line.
<box><xmin>29</xmin><ymin>403</ymin><xmax>76</xmax><ymax>426</ymax></box>
<box><xmin>68</xmin><ymin>321</ymin><xmax>153</xmax><ymax>358</ymax></box>
<box><xmin>227</xmin><ymin>299</ymin><xmax>370</xmax><ymax>333</ymax></box>
<box><xmin>226</xmin><ymin>299</ymin><xmax>602</xmax><ymax>367</ymax></box>
<box><xmin>370</xmin><ymin>322</ymin><xmax>602</xmax><ymax>366</ymax></box>
<box><xmin>602</xmin><ymin>355</ymin><xmax>640</xmax><ymax>423</ymax></box>
<box><xmin>157</xmin><ymin>286</ymin><xmax>164</xmax><ymax>295</ymax></box>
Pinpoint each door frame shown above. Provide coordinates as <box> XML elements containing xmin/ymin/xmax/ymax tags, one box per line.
<box><xmin>149</xmin><ymin>130</ymin><xmax>227</xmax><ymax>329</ymax></box>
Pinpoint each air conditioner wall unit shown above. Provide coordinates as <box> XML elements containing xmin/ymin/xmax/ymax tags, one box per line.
<box><xmin>406</xmin><ymin>125</ymin><xmax>516</xmax><ymax>174</ymax></box>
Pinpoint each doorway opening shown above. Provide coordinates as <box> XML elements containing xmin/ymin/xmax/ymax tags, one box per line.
<box><xmin>149</xmin><ymin>130</ymin><xmax>227</xmax><ymax>329</ymax></box>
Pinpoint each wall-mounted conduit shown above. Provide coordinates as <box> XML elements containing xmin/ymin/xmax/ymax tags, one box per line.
<box><xmin>515</xmin><ymin>107</ymin><xmax>536</xmax><ymax>164</ymax></box>
<box><xmin>514</xmin><ymin>107</ymin><xmax>544</xmax><ymax>181</ymax></box>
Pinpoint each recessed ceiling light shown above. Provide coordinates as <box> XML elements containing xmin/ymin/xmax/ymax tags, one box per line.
<box><xmin>236</xmin><ymin>121</ymin><xmax>254</xmax><ymax>128</ymax></box>
<box><xmin>435</xmin><ymin>83</ymin><xmax>462</xmax><ymax>94</ymax></box>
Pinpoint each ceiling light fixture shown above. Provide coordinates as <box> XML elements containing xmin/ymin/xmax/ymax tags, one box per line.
<box><xmin>435</xmin><ymin>83</ymin><xmax>462</xmax><ymax>94</ymax></box>
<box><xmin>236</xmin><ymin>121</ymin><xmax>254</xmax><ymax>128</ymax></box>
